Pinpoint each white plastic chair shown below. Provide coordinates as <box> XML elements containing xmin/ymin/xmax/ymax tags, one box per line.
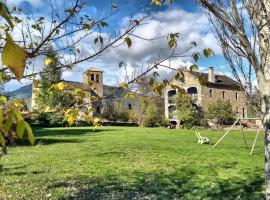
<box><xmin>195</xmin><ymin>132</ymin><xmax>210</xmax><ymax>144</ymax></box>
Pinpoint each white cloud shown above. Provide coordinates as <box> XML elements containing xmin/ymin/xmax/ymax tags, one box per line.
<box><xmin>8</xmin><ymin>0</ymin><xmax>44</xmax><ymax>8</ymax></box>
<box><xmin>5</xmin><ymin>7</ymin><xmax>223</xmax><ymax>90</ymax></box>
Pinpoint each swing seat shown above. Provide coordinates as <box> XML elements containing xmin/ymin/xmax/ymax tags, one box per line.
<box><xmin>195</xmin><ymin>132</ymin><xmax>210</xmax><ymax>144</ymax></box>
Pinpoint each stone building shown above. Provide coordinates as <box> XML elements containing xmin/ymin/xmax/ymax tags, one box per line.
<box><xmin>164</xmin><ymin>67</ymin><xmax>246</xmax><ymax>125</ymax></box>
<box><xmin>31</xmin><ymin>67</ymin><xmax>164</xmax><ymax>121</ymax></box>
<box><xmin>32</xmin><ymin>67</ymin><xmax>104</xmax><ymax>114</ymax></box>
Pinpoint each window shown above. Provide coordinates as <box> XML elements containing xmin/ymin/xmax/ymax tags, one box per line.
<box><xmin>235</xmin><ymin>92</ymin><xmax>238</xmax><ymax>100</ymax></box>
<box><xmin>209</xmin><ymin>89</ymin><xmax>213</xmax><ymax>97</ymax></box>
<box><xmin>96</xmin><ymin>74</ymin><xmax>99</xmax><ymax>83</ymax></box>
<box><xmin>222</xmin><ymin>91</ymin><xmax>225</xmax><ymax>99</ymax></box>
<box><xmin>128</xmin><ymin>103</ymin><xmax>132</xmax><ymax>110</ymax></box>
<box><xmin>187</xmin><ymin>87</ymin><xmax>197</xmax><ymax>95</ymax></box>
<box><xmin>167</xmin><ymin>90</ymin><xmax>176</xmax><ymax>97</ymax></box>
<box><xmin>236</xmin><ymin>107</ymin><xmax>239</xmax><ymax>117</ymax></box>
<box><xmin>96</xmin><ymin>106</ymin><xmax>101</xmax><ymax>114</ymax></box>
<box><xmin>90</xmin><ymin>74</ymin><xmax>94</xmax><ymax>81</ymax></box>
<box><xmin>242</xmin><ymin>108</ymin><xmax>245</xmax><ymax>118</ymax></box>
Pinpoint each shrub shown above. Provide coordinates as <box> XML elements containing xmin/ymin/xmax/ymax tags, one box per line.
<box><xmin>32</xmin><ymin>113</ymin><xmax>66</xmax><ymax>127</ymax></box>
<box><xmin>101</xmin><ymin>102</ymin><xmax>130</xmax><ymax>122</ymax></box>
<box><xmin>143</xmin><ymin>103</ymin><xmax>168</xmax><ymax>127</ymax></box>
<box><xmin>206</xmin><ymin>100</ymin><xmax>236</xmax><ymax>125</ymax></box>
<box><xmin>175</xmin><ymin>89</ymin><xmax>202</xmax><ymax>128</ymax></box>
<box><xmin>129</xmin><ymin>110</ymin><xmax>140</xmax><ymax>124</ymax></box>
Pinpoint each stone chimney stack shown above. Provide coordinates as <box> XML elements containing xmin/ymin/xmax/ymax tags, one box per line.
<box><xmin>208</xmin><ymin>67</ymin><xmax>215</xmax><ymax>83</ymax></box>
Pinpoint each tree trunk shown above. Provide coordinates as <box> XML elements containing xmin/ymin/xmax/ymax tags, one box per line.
<box><xmin>263</xmin><ymin>95</ymin><xmax>270</xmax><ymax>199</ymax></box>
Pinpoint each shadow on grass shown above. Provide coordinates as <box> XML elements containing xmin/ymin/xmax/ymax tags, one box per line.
<box><xmin>34</xmin><ymin>128</ymin><xmax>122</xmax><ymax>137</ymax></box>
<box><xmin>36</xmin><ymin>138</ymin><xmax>83</xmax><ymax>145</ymax></box>
<box><xmin>48</xmin><ymin>169</ymin><xmax>264</xmax><ymax>200</ymax></box>
<box><xmin>0</xmin><ymin>164</ymin><xmax>46</xmax><ymax>176</ymax></box>
<box><xmin>1</xmin><ymin>170</ymin><xmax>46</xmax><ymax>176</ymax></box>
<box><xmin>12</xmin><ymin>138</ymin><xmax>83</xmax><ymax>146</ymax></box>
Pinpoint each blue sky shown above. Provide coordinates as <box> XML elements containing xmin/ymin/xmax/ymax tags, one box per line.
<box><xmin>6</xmin><ymin>0</ymin><xmax>228</xmax><ymax>91</ymax></box>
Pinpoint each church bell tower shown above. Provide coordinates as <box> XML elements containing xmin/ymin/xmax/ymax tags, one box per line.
<box><xmin>83</xmin><ymin>67</ymin><xmax>103</xmax><ymax>97</ymax></box>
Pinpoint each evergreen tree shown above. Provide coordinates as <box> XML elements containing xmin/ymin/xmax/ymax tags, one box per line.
<box><xmin>36</xmin><ymin>47</ymin><xmax>71</xmax><ymax>111</ymax></box>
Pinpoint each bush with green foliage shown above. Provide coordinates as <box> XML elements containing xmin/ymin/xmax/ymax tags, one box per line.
<box><xmin>101</xmin><ymin>102</ymin><xmax>130</xmax><ymax>122</ymax></box>
<box><xmin>175</xmin><ymin>89</ymin><xmax>202</xmax><ymax>128</ymax></box>
<box><xmin>143</xmin><ymin>103</ymin><xmax>168</xmax><ymax>127</ymax></box>
<box><xmin>206</xmin><ymin>100</ymin><xmax>236</xmax><ymax>125</ymax></box>
<box><xmin>32</xmin><ymin>113</ymin><xmax>66</xmax><ymax>127</ymax></box>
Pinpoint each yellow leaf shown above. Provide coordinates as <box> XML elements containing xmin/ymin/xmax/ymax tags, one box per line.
<box><xmin>94</xmin><ymin>118</ymin><xmax>100</xmax><ymax>124</ymax></box>
<box><xmin>44</xmin><ymin>57</ymin><xmax>54</xmax><ymax>66</ymax></box>
<box><xmin>152</xmin><ymin>0</ymin><xmax>162</xmax><ymax>6</ymax></box>
<box><xmin>93</xmin><ymin>118</ymin><xmax>101</xmax><ymax>128</ymax></box>
<box><xmin>44</xmin><ymin>106</ymin><xmax>50</xmax><ymax>113</ymax></box>
<box><xmin>70</xmin><ymin>109</ymin><xmax>79</xmax><ymax>118</ymax></box>
<box><xmin>0</xmin><ymin>109</ymin><xmax>3</xmax><ymax>127</ymax></box>
<box><xmin>124</xmin><ymin>92</ymin><xmax>135</xmax><ymax>99</ymax></box>
<box><xmin>90</xmin><ymin>96</ymin><xmax>98</xmax><ymax>101</ymax></box>
<box><xmin>72</xmin><ymin>88</ymin><xmax>86</xmax><ymax>98</ymax></box>
<box><xmin>0</xmin><ymin>96</ymin><xmax>7</xmax><ymax>103</ymax></box>
<box><xmin>24</xmin><ymin>121</ymin><xmax>35</xmax><ymax>145</ymax></box>
<box><xmin>2</xmin><ymin>33</ymin><xmax>26</xmax><ymax>80</ymax></box>
<box><xmin>64</xmin><ymin>108</ymin><xmax>72</xmax><ymax>116</ymax></box>
<box><xmin>4</xmin><ymin>110</ymin><xmax>14</xmax><ymax>134</ymax></box>
<box><xmin>67</xmin><ymin>116</ymin><xmax>74</xmax><ymax>126</ymax></box>
<box><xmin>125</xmin><ymin>37</ymin><xmax>132</xmax><ymax>48</ymax></box>
<box><xmin>190</xmin><ymin>65</ymin><xmax>199</xmax><ymax>71</ymax></box>
<box><xmin>14</xmin><ymin>109</ymin><xmax>23</xmax><ymax>121</ymax></box>
<box><xmin>0</xmin><ymin>3</ymin><xmax>14</xmax><ymax>29</ymax></box>
<box><xmin>13</xmin><ymin>101</ymin><xmax>24</xmax><ymax>108</ymax></box>
<box><xmin>0</xmin><ymin>132</ymin><xmax>5</xmax><ymax>147</ymax></box>
<box><xmin>85</xmin><ymin>115</ymin><xmax>92</xmax><ymax>123</ymax></box>
<box><xmin>88</xmin><ymin>107</ymin><xmax>95</xmax><ymax>113</ymax></box>
<box><xmin>55</xmin><ymin>82</ymin><xmax>66</xmax><ymax>91</ymax></box>
<box><xmin>16</xmin><ymin>120</ymin><xmax>25</xmax><ymax>139</ymax></box>
<box><xmin>119</xmin><ymin>82</ymin><xmax>128</xmax><ymax>89</ymax></box>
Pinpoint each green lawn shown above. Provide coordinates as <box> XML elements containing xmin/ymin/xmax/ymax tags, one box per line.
<box><xmin>0</xmin><ymin>127</ymin><xmax>265</xmax><ymax>199</ymax></box>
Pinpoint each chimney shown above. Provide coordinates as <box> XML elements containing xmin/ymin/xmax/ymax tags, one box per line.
<box><xmin>208</xmin><ymin>67</ymin><xmax>215</xmax><ymax>83</ymax></box>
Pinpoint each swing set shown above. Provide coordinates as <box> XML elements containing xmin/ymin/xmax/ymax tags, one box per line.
<box><xmin>212</xmin><ymin>117</ymin><xmax>262</xmax><ymax>155</ymax></box>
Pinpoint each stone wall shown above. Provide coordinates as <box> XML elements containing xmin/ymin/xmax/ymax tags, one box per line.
<box><xmin>164</xmin><ymin>70</ymin><xmax>247</xmax><ymax>121</ymax></box>
<box><xmin>82</xmin><ymin>70</ymin><xmax>103</xmax><ymax>97</ymax></box>
<box><xmin>200</xmin><ymin>86</ymin><xmax>246</xmax><ymax>117</ymax></box>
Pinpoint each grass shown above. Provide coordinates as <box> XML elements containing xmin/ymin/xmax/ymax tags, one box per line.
<box><xmin>0</xmin><ymin>126</ymin><xmax>265</xmax><ymax>200</ymax></box>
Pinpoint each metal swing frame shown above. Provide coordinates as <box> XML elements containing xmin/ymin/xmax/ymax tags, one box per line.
<box><xmin>212</xmin><ymin>117</ymin><xmax>261</xmax><ymax>155</ymax></box>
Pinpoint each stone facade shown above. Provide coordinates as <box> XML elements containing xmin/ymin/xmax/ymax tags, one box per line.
<box><xmin>164</xmin><ymin>67</ymin><xmax>246</xmax><ymax>124</ymax></box>
<box><xmin>31</xmin><ymin>67</ymin><xmax>103</xmax><ymax>113</ymax></box>
<box><xmin>82</xmin><ymin>68</ymin><xmax>104</xmax><ymax>97</ymax></box>
<box><xmin>31</xmin><ymin>67</ymin><xmax>161</xmax><ymax>121</ymax></box>
<box><xmin>200</xmin><ymin>85</ymin><xmax>246</xmax><ymax>117</ymax></box>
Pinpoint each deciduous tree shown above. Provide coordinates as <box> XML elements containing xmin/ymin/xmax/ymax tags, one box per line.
<box><xmin>151</xmin><ymin>0</ymin><xmax>270</xmax><ymax>195</ymax></box>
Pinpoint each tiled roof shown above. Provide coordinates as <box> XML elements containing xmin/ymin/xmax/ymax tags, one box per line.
<box><xmin>188</xmin><ymin>71</ymin><xmax>244</xmax><ymax>91</ymax></box>
<box><xmin>62</xmin><ymin>81</ymin><xmax>93</xmax><ymax>91</ymax></box>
